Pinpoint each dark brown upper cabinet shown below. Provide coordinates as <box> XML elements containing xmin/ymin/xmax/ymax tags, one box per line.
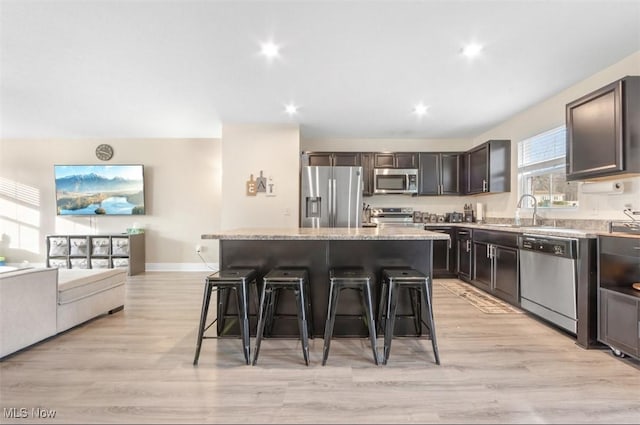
<box><xmin>374</xmin><ymin>152</ymin><xmax>418</xmax><ymax>168</ymax></box>
<box><xmin>566</xmin><ymin>76</ymin><xmax>640</xmax><ymax>181</ymax></box>
<box><xmin>464</xmin><ymin>140</ymin><xmax>511</xmax><ymax>195</ymax></box>
<box><xmin>304</xmin><ymin>152</ymin><xmax>361</xmax><ymax>167</ymax></box>
<box><xmin>418</xmin><ymin>152</ymin><xmax>461</xmax><ymax>195</ymax></box>
<box><xmin>360</xmin><ymin>152</ymin><xmax>375</xmax><ymax>196</ymax></box>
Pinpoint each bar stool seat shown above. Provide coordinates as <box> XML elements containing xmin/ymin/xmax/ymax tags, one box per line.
<box><xmin>323</xmin><ymin>268</ymin><xmax>379</xmax><ymax>365</ymax></box>
<box><xmin>253</xmin><ymin>268</ymin><xmax>312</xmax><ymax>366</ymax></box>
<box><xmin>379</xmin><ymin>268</ymin><xmax>440</xmax><ymax>365</ymax></box>
<box><xmin>193</xmin><ymin>268</ymin><xmax>258</xmax><ymax>365</ymax></box>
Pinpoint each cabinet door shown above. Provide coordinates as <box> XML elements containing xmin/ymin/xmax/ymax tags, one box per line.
<box><xmin>466</xmin><ymin>145</ymin><xmax>488</xmax><ymax>194</ymax></box>
<box><xmin>395</xmin><ymin>153</ymin><xmax>418</xmax><ymax>168</ymax></box>
<box><xmin>457</xmin><ymin>234</ymin><xmax>472</xmax><ymax>281</ymax></box>
<box><xmin>599</xmin><ymin>289</ymin><xmax>640</xmax><ymax>358</ymax></box>
<box><xmin>418</xmin><ymin>153</ymin><xmax>440</xmax><ymax>195</ymax></box>
<box><xmin>472</xmin><ymin>241</ymin><xmax>492</xmax><ymax>292</ymax></box>
<box><xmin>432</xmin><ymin>239</ymin><xmax>450</xmax><ymax>278</ymax></box>
<box><xmin>493</xmin><ymin>246</ymin><xmax>519</xmax><ymax>305</ymax></box>
<box><xmin>374</xmin><ymin>153</ymin><xmax>395</xmax><ymax>168</ymax></box>
<box><xmin>566</xmin><ymin>80</ymin><xmax>623</xmax><ymax>180</ymax></box>
<box><xmin>308</xmin><ymin>153</ymin><xmax>333</xmax><ymax>166</ymax></box>
<box><xmin>333</xmin><ymin>152</ymin><xmax>361</xmax><ymax>166</ymax></box>
<box><xmin>361</xmin><ymin>153</ymin><xmax>374</xmax><ymax>196</ymax></box>
<box><xmin>440</xmin><ymin>153</ymin><xmax>461</xmax><ymax>195</ymax></box>
<box><xmin>431</xmin><ymin>228</ymin><xmax>455</xmax><ymax>277</ymax></box>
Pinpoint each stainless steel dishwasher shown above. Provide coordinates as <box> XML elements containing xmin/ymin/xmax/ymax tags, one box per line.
<box><xmin>518</xmin><ymin>234</ymin><xmax>578</xmax><ymax>334</ymax></box>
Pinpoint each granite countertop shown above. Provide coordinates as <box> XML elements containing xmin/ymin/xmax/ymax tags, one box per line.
<box><xmin>454</xmin><ymin>223</ymin><xmax>598</xmax><ymax>239</ymax></box>
<box><xmin>202</xmin><ymin>223</ymin><xmax>639</xmax><ymax>241</ymax></box>
<box><xmin>202</xmin><ymin>227</ymin><xmax>451</xmax><ymax>241</ymax></box>
<box><xmin>417</xmin><ymin>222</ymin><xmax>604</xmax><ymax>238</ymax></box>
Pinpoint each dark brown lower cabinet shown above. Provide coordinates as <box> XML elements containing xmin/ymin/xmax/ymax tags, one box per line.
<box><xmin>456</xmin><ymin>229</ymin><xmax>472</xmax><ymax>282</ymax></box>
<box><xmin>430</xmin><ymin>227</ymin><xmax>456</xmax><ymax>278</ymax></box>
<box><xmin>471</xmin><ymin>230</ymin><xmax>519</xmax><ymax>306</ymax></box>
<box><xmin>599</xmin><ymin>289</ymin><xmax>640</xmax><ymax>359</ymax></box>
<box><xmin>598</xmin><ymin>235</ymin><xmax>640</xmax><ymax>360</ymax></box>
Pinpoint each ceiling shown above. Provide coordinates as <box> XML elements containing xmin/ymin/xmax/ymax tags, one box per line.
<box><xmin>1</xmin><ymin>0</ymin><xmax>639</xmax><ymax>140</ymax></box>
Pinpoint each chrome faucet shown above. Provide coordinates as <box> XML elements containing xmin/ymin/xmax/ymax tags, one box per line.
<box><xmin>516</xmin><ymin>194</ymin><xmax>539</xmax><ymax>226</ymax></box>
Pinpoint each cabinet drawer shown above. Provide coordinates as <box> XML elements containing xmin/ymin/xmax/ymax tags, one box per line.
<box><xmin>473</xmin><ymin>230</ymin><xmax>518</xmax><ymax>248</ymax></box>
<box><xmin>69</xmin><ymin>237</ymin><xmax>88</xmax><ymax>256</ymax></box>
<box><xmin>49</xmin><ymin>258</ymin><xmax>68</xmax><ymax>269</ymax></box>
<box><xmin>70</xmin><ymin>258</ymin><xmax>89</xmax><ymax>269</ymax></box>
<box><xmin>49</xmin><ymin>237</ymin><xmax>69</xmax><ymax>256</ymax></box>
<box><xmin>599</xmin><ymin>236</ymin><xmax>640</xmax><ymax>257</ymax></box>
<box><xmin>112</xmin><ymin>258</ymin><xmax>129</xmax><ymax>268</ymax></box>
<box><xmin>91</xmin><ymin>259</ymin><xmax>110</xmax><ymax>269</ymax></box>
<box><xmin>111</xmin><ymin>238</ymin><xmax>130</xmax><ymax>256</ymax></box>
<box><xmin>91</xmin><ymin>237</ymin><xmax>111</xmax><ymax>255</ymax></box>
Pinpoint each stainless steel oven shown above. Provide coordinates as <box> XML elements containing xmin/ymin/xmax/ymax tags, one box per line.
<box><xmin>370</xmin><ymin>207</ymin><xmax>422</xmax><ymax>227</ymax></box>
<box><xmin>373</xmin><ymin>168</ymin><xmax>418</xmax><ymax>194</ymax></box>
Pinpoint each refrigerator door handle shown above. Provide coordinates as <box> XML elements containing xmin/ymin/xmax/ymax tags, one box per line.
<box><xmin>331</xmin><ymin>179</ymin><xmax>337</xmax><ymax>227</ymax></box>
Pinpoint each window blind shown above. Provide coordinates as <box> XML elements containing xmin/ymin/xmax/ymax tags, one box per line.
<box><xmin>518</xmin><ymin>126</ymin><xmax>566</xmax><ymax>168</ymax></box>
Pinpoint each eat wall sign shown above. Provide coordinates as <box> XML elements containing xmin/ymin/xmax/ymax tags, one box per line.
<box><xmin>246</xmin><ymin>170</ymin><xmax>276</xmax><ymax>197</ymax></box>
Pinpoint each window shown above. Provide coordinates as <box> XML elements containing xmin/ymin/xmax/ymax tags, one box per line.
<box><xmin>517</xmin><ymin>126</ymin><xmax>578</xmax><ymax>209</ymax></box>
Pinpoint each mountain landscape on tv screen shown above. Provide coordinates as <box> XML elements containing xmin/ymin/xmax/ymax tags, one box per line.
<box><xmin>55</xmin><ymin>172</ymin><xmax>144</xmax><ymax>215</ymax></box>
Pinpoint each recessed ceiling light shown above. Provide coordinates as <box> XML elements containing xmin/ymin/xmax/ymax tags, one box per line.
<box><xmin>413</xmin><ymin>102</ymin><xmax>429</xmax><ymax>117</ymax></box>
<box><xmin>461</xmin><ymin>42</ymin><xmax>483</xmax><ymax>58</ymax></box>
<box><xmin>260</xmin><ymin>41</ymin><xmax>280</xmax><ymax>59</ymax></box>
<box><xmin>284</xmin><ymin>103</ymin><xmax>298</xmax><ymax>115</ymax></box>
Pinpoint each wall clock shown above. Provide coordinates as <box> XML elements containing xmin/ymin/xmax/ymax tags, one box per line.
<box><xmin>95</xmin><ymin>144</ymin><xmax>114</xmax><ymax>161</ymax></box>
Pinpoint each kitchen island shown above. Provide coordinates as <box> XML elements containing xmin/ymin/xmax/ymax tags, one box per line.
<box><xmin>201</xmin><ymin>227</ymin><xmax>449</xmax><ymax>337</ymax></box>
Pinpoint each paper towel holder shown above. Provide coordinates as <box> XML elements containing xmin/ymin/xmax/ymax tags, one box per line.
<box><xmin>580</xmin><ymin>181</ymin><xmax>624</xmax><ymax>194</ymax></box>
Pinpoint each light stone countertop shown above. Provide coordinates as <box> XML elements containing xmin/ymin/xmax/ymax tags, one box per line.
<box><xmin>442</xmin><ymin>223</ymin><xmax>598</xmax><ymax>239</ymax></box>
<box><xmin>419</xmin><ymin>222</ymin><xmax>601</xmax><ymax>239</ymax></box>
<box><xmin>201</xmin><ymin>227</ymin><xmax>451</xmax><ymax>241</ymax></box>
<box><xmin>202</xmin><ymin>223</ymin><xmax>638</xmax><ymax>241</ymax></box>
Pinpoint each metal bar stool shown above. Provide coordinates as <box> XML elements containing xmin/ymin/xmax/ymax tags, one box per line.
<box><xmin>253</xmin><ymin>268</ymin><xmax>313</xmax><ymax>366</ymax></box>
<box><xmin>379</xmin><ymin>268</ymin><xmax>440</xmax><ymax>365</ymax></box>
<box><xmin>193</xmin><ymin>268</ymin><xmax>258</xmax><ymax>365</ymax></box>
<box><xmin>322</xmin><ymin>268</ymin><xmax>379</xmax><ymax>365</ymax></box>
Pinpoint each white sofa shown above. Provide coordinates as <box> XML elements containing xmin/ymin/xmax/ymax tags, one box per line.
<box><xmin>0</xmin><ymin>268</ymin><xmax>58</xmax><ymax>358</ymax></box>
<box><xmin>0</xmin><ymin>267</ymin><xmax>126</xmax><ymax>358</ymax></box>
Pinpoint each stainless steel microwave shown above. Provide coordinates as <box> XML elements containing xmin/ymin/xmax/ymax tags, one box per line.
<box><xmin>373</xmin><ymin>168</ymin><xmax>418</xmax><ymax>194</ymax></box>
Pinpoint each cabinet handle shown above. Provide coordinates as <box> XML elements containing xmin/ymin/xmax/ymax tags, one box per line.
<box><xmin>487</xmin><ymin>244</ymin><xmax>491</xmax><ymax>258</ymax></box>
<box><xmin>466</xmin><ymin>240</ymin><xmax>471</xmax><ymax>252</ymax></box>
<box><xmin>482</xmin><ymin>179</ymin><xmax>487</xmax><ymax>192</ymax></box>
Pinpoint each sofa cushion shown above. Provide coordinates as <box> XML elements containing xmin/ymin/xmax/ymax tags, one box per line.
<box><xmin>57</xmin><ymin>269</ymin><xmax>126</xmax><ymax>305</ymax></box>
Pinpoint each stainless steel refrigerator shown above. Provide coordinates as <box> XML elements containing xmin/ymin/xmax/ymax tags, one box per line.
<box><xmin>300</xmin><ymin>166</ymin><xmax>363</xmax><ymax>228</ymax></box>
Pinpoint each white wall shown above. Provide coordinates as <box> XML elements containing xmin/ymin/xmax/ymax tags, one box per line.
<box><xmin>0</xmin><ymin>125</ymin><xmax>301</xmax><ymax>270</ymax></box>
<box><xmin>471</xmin><ymin>50</ymin><xmax>640</xmax><ymax>221</ymax></box>
<box><xmin>221</xmin><ymin>124</ymin><xmax>300</xmax><ymax>229</ymax></box>
<box><xmin>0</xmin><ymin>138</ymin><xmax>221</xmax><ymax>270</ymax></box>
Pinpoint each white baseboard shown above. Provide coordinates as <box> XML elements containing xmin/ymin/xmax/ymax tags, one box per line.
<box><xmin>7</xmin><ymin>262</ymin><xmax>218</xmax><ymax>272</ymax></box>
<box><xmin>144</xmin><ymin>263</ymin><xmax>219</xmax><ymax>272</ymax></box>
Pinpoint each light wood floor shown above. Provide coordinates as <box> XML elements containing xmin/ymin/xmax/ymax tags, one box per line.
<box><xmin>1</xmin><ymin>272</ymin><xmax>638</xmax><ymax>424</ymax></box>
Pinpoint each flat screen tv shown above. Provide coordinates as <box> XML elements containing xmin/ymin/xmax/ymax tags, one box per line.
<box><xmin>54</xmin><ymin>164</ymin><xmax>145</xmax><ymax>216</ymax></box>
